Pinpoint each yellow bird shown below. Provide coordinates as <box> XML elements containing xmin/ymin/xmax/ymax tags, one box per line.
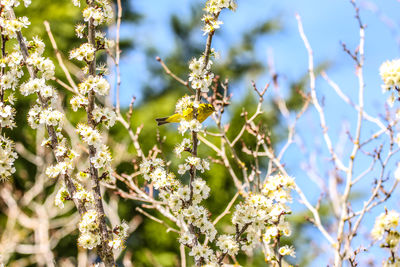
<box><xmin>156</xmin><ymin>103</ymin><xmax>215</xmax><ymax>126</ymax></box>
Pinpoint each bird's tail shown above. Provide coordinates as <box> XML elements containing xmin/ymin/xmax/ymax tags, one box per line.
<box><xmin>155</xmin><ymin>117</ymin><xmax>170</xmax><ymax>126</ymax></box>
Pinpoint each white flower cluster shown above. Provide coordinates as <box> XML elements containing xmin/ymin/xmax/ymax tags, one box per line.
<box><xmin>0</xmin><ymin>5</ymin><xmax>39</xmax><ymax>182</ymax></box>
<box><xmin>72</xmin><ymin>0</ymin><xmax>122</xmax><ymax>251</ymax></box>
<box><xmin>109</xmin><ymin>221</ymin><xmax>129</xmax><ymax>250</ymax></box>
<box><xmin>27</xmin><ymin>53</ymin><xmax>55</xmax><ymax>80</ymax></box>
<box><xmin>70</xmin><ymin>95</ymin><xmax>89</xmax><ymax>111</ymax></box>
<box><xmin>188</xmin><ymin>57</ymin><xmax>214</xmax><ymax>93</ymax></box>
<box><xmin>0</xmin><ymin>0</ymin><xmax>31</xmax><ymax>10</ymax></box>
<box><xmin>187</xmin><ymin>1</ymin><xmax>235</xmax><ymax>95</ymax></box>
<box><xmin>20</xmin><ymin>78</ymin><xmax>56</xmax><ymax>98</ymax></box>
<box><xmin>74</xmin><ymin>189</ymin><xmax>94</xmax><ymax>204</ymax></box>
<box><xmin>54</xmin><ymin>184</ymin><xmax>70</xmax><ymax>209</ymax></box>
<box><xmin>91</xmin><ymin>144</ymin><xmax>113</xmax><ymax>176</ymax></box>
<box><xmin>202</xmin><ymin>0</ymin><xmax>237</xmax><ymax>35</ymax></box>
<box><xmin>174</xmin><ymin>138</ymin><xmax>191</xmax><ymax>157</ymax></box>
<box><xmin>178</xmin><ymin>156</ymin><xmax>210</xmax><ymax>175</ymax></box>
<box><xmin>178</xmin><ymin>118</ymin><xmax>203</xmax><ymax>135</ymax></box>
<box><xmin>70</xmin><ymin>43</ymin><xmax>96</xmax><ymax>62</ymax></box>
<box><xmin>0</xmin><ymin>15</ymin><xmax>30</xmax><ymax>39</ymax></box>
<box><xmin>380</xmin><ymin>59</ymin><xmax>400</xmax><ymax>107</ymax></box>
<box><xmin>78</xmin><ymin>210</ymin><xmax>101</xmax><ymax>249</ymax></box>
<box><xmin>216</xmin><ymin>235</ymin><xmax>239</xmax><ymax>256</ymax></box>
<box><xmin>45</xmin><ymin>149</ymin><xmax>79</xmax><ymax>179</ymax></box>
<box><xmin>16</xmin><ymin>35</ymin><xmax>65</xmax><ymax>137</ymax></box>
<box><xmin>76</xmin><ymin>123</ymin><xmax>113</xmax><ymax>180</ymax></box>
<box><xmin>140</xmin><ymin>159</ymin><xmax>179</xmax><ymax>190</ymax></box>
<box><xmin>92</xmin><ymin>106</ymin><xmax>116</xmax><ymax>128</ymax></box>
<box><xmin>140</xmin><ymin>157</ymin><xmax>218</xmax><ymax>264</ymax></box>
<box><xmin>75</xmin><ymin>24</ymin><xmax>86</xmax><ymax>38</ymax></box>
<box><xmin>278</xmin><ymin>245</ymin><xmax>296</xmax><ymax>257</ymax></box>
<box><xmin>0</xmin><ymin>50</ymin><xmax>24</xmax><ymax>92</ymax></box>
<box><xmin>371</xmin><ymin>210</ymin><xmax>400</xmax><ymax>242</ymax></box>
<box><xmin>39</xmin><ymin>108</ymin><xmax>64</xmax><ymax>127</ymax></box>
<box><xmin>75</xmin><ymin>124</ymin><xmax>111</xmax><ymax>180</ymax></box>
<box><xmin>0</xmin><ymin>102</ymin><xmax>16</xmax><ymax>128</ymax></box>
<box><xmin>0</xmin><ymin>136</ymin><xmax>17</xmax><ymax>182</ymax></box>
<box><xmin>82</xmin><ymin>1</ymin><xmax>113</xmax><ymax>26</ymax></box>
<box><xmin>76</xmin><ymin>123</ymin><xmax>102</xmax><ymax>147</ymax></box>
<box><xmin>95</xmin><ymin>31</ymin><xmax>115</xmax><ymax>50</ymax></box>
<box><xmin>189</xmin><ymin>245</ymin><xmax>215</xmax><ymax>263</ymax></box>
<box><xmin>229</xmin><ymin>174</ymin><xmax>295</xmax><ymax>260</ymax></box>
<box><xmin>78</xmin><ymin>75</ymin><xmax>111</xmax><ymax>96</ymax></box>
<box><xmin>372</xmin><ymin>210</ymin><xmax>400</xmax><ymax>265</ymax></box>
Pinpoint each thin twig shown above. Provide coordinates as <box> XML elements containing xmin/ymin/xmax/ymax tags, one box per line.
<box><xmin>136</xmin><ymin>207</ymin><xmax>180</xmax><ymax>234</ymax></box>
<box><xmin>43</xmin><ymin>21</ymin><xmax>79</xmax><ymax>94</ymax></box>
<box><xmin>156</xmin><ymin>56</ymin><xmax>191</xmax><ymax>91</ymax></box>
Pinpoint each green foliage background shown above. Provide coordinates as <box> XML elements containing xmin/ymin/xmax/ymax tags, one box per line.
<box><xmin>0</xmin><ymin>1</ymin><xmax>323</xmax><ymax>266</ymax></box>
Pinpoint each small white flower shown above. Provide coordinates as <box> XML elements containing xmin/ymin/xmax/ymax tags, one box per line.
<box><xmin>216</xmin><ymin>235</ymin><xmax>239</xmax><ymax>256</ymax></box>
<box><xmin>55</xmin><ymin>185</ymin><xmax>70</xmax><ymax>208</ymax></box>
<box><xmin>278</xmin><ymin>245</ymin><xmax>296</xmax><ymax>257</ymax></box>
<box><xmin>78</xmin><ymin>232</ymin><xmax>101</xmax><ymax>250</ymax></box>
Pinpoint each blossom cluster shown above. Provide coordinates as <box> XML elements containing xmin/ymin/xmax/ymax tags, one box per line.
<box><xmin>0</xmin><ymin>4</ymin><xmax>37</xmax><ymax>181</ymax></box>
<box><xmin>0</xmin><ymin>4</ymin><xmax>30</xmax><ymax>38</ymax></box>
<box><xmin>188</xmin><ymin>56</ymin><xmax>214</xmax><ymax>93</ymax></box>
<box><xmin>380</xmin><ymin>59</ymin><xmax>400</xmax><ymax>107</ymax></box>
<box><xmin>2</xmin><ymin>0</ymin><xmax>102</xmax><ymax>228</ymax></box>
<box><xmin>109</xmin><ymin>221</ymin><xmax>129</xmax><ymax>250</ymax></box>
<box><xmin>69</xmin><ymin>0</ymin><xmax>117</xmax><ymax>178</ymax></box>
<box><xmin>0</xmin><ymin>0</ymin><xmax>31</xmax><ymax>10</ymax></box>
<box><xmin>71</xmin><ymin>0</ymin><xmax>124</xmax><ymax>254</ymax></box>
<box><xmin>372</xmin><ymin>210</ymin><xmax>400</xmax><ymax>265</ymax></box>
<box><xmin>81</xmin><ymin>0</ymin><xmax>113</xmax><ymax>26</ymax></box>
<box><xmin>178</xmin><ymin>156</ymin><xmax>210</xmax><ymax>175</ymax></box>
<box><xmin>216</xmin><ymin>235</ymin><xmax>239</xmax><ymax>256</ymax></box>
<box><xmin>17</xmin><ymin>35</ymin><xmax>68</xmax><ymax>139</ymax></box>
<box><xmin>202</xmin><ymin>0</ymin><xmax>237</xmax><ymax>35</ymax></box>
<box><xmin>78</xmin><ymin>210</ymin><xmax>101</xmax><ymax>249</ymax></box>
<box><xmin>231</xmin><ymin>174</ymin><xmax>296</xmax><ymax>261</ymax></box>
<box><xmin>0</xmin><ymin>136</ymin><xmax>17</xmax><ymax>181</ymax></box>
<box><xmin>179</xmin><ymin>1</ymin><xmax>237</xmax><ymax>135</ymax></box>
<box><xmin>140</xmin><ymin>157</ymin><xmax>218</xmax><ymax>264</ymax></box>
<box><xmin>371</xmin><ymin>210</ymin><xmax>400</xmax><ymax>242</ymax></box>
<box><xmin>140</xmin><ymin>164</ymin><xmax>296</xmax><ymax>263</ymax></box>
<box><xmin>54</xmin><ymin>184</ymin><xmax>70</xmax><ymax>209</ymax></box>
<box><xmin>70</xmin><ymin>43</ymin><xmax>96</xmax><ymax>62</ymax></box>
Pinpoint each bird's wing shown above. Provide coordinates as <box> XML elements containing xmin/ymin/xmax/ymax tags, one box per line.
<box><xmin>166</xmin><ymin>113</ymin><xmax>182</xmax><ymax>123</ymax></box>
<box><xmin>182</xmin><ymin>107</ymin><xmax>193</xmax><ymax>121</ymax></box>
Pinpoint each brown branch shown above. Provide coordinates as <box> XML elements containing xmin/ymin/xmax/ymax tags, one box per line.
<box><xmin>85</xmin><ymin>6</ymin><xmax>115</xmax><ymax>265</ymax></box>
<box><xmin>9</xmin><ymin>9</ymin><xmax>87</xmax><ymax>217</ymax></box>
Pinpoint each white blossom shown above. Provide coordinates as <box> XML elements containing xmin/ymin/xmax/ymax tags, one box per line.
<box><xmin>78</xmin><ymin>232</ymin><xmax>101</xmax><ymax>249</ymax></box>
<box><xmin>216</xmin><ymin>235</ymin><xmax>239</xmax><ymax>256</ymax></box>
<box><xmin>0</xmin><ymin>136</ymin><xmax>17</xmax><ymax>181</ymax></box>
<box><xmin>55</xmin><ymin>185</ymin><xmax>70</xmax><ymax>208</ymax></box>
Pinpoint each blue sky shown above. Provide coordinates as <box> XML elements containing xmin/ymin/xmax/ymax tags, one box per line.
<box><xmin>114</xmin><ymin>0</ymin><xmax>400</xmax><ymax>265</ymax></box>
